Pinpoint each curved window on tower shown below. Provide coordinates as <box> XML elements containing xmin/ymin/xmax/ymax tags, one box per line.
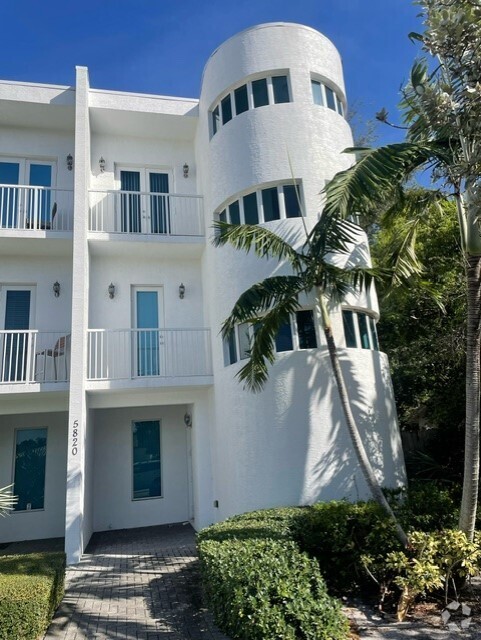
<box><xmin>311</xmin><ymin>77</ymin><xmax>345</xmax><ymax>117</ymax></box>
<box><xmin>342</xmin><ymin>309</ymin><xmax>379</xmax><ymax>350</ymax></box>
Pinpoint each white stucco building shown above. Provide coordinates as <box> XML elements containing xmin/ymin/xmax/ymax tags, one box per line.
<box><xmin>0</xmin><ymin>23</ymin><xmax>406</xmax><ymax>564</ymax></box>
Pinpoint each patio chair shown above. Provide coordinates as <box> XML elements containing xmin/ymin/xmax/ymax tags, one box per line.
<box><xmin>35</xmin><ymin>333</ymin><xmax>70</xmax><ymax>381</ymax></box>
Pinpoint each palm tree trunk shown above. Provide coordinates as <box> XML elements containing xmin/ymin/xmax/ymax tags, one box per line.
<box><xmin>459</xmin><ymin>254</ymin><xmax>481</xmax><ymax>540</ymax></box>
<box><xmin>318</xmin><ymin>294</ymin><xmax>408</xmax><ymax>547</ymax></box>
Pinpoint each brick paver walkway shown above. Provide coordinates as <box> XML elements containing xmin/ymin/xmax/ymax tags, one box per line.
<box><xmin>45</xmin><ymin>523</ymin><xmax>230</xmax><ymax>640</ymax></box>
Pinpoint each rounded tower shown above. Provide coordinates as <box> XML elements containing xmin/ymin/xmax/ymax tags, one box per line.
<box><xmin>196</xmin><ymin>23</ymin><xmax>405</xmax><ymax>520</ymax></box>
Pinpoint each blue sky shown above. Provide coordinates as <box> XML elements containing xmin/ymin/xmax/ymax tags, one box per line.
<box><xmin>1</xmin><ymin>0</ymin><xmax>422</xmax><ymax>146</ymax></box>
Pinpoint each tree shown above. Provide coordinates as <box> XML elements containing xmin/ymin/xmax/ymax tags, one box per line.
<box><xmin>0</xmin><ymin>485</ymin><xmax>17</xmax><ymax>517</ymax></box>
<box><xmin>323</xmin><ymin>0</ymin><xmax>481</xmax><ymax>538</ymax></box>
<box><xmin>214</xmin><ymin>215</ymin><xmax>409</xmax><ymax>547</ymax></box>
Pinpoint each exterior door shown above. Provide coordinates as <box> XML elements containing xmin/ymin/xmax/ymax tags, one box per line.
<box><xmin>0</xmin><ymin>286</ymin><xmax>35</xmax><ymax>381</ymax></box>
<box><xmin>133</xmin><ymin>287</ymin><xmax>164</xmax><ymax>376</ymax></box>
<box><xmin>119</xmin><ymin>168</ymin><xmax>170</xmax><ymax>234</ymax></box>
<box><xmin>0</xmin><ymin>159</ymin><xmax>54</xmax><ymax>228</ymax></box>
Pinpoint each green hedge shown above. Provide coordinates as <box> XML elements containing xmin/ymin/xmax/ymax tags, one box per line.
<box><xmin>0</xmin><ymin>552</ymin><xmax>65</xmax><ymax>640</ymax></box>
<box><xmin>198</xmin><ymin>508</ymin><xmax>349</xmax><ymax>640</ymax></box>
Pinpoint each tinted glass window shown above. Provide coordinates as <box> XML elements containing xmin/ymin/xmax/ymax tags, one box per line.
<box><xmin>212</xmin><ymin>106</ymin><xmax>220</xmax><ymax>135</ymax></box>
<box><xmin>238</xmin><ymin>323</ymin><xmax>251</xmax><ymax>360</ymax></box>
<box><xmin>221</xmin><ymin>94</ymin><xmax>233</xmax><ymax>124</ymax></box>
<box><xmin>369</xmin><ymin>316</ymin><xmax>379</xmax><ymax>351</ymax></box>
<box><xmin>224</xmin><ymin>331</ymin><xmax>237</xmax><ymax>365</ymax></box>
<box><xmin>272</xmin><ymin>75</ymin><xmax>290</xmax><ymax>103</ymax></box>
<box><xmin>358</xmin><ymin>313</ymin><xmax>370</xmax><ymax>349</ymax></box>
<box><xmin>133</xmin><ymin>421</ymin><xmax>161</xmax><ymax>499</ymax></box>
<box><xmin>243</xmin><ymin>192</ymin><xmax>259</xmax><ymax>224</ymax></box>
<box><xmin>234</xmin><ymin>84</ymin><xmax>249</xmax><ymax>115</ymax></box>
<box><xmin>284</xmin><ymin>185</ymin><xmax>301</xmax><ymax>218</ymax></box>
<box><xmin>262</xmin><ymin>187</ymin><xmax>280</xmax><ymax>222</ymax></box>
<box><xmin>14</xmin><ymin>428</ymin><xmax>47</xmax><ymax>511</ymax></box>
<box><xmin>311</xmin><ymin>80</ymin><xmax>323</xmax><ymax>105</ymax></box>
<box><xmin>229</xmin><ymin>200</ymin><xmax>240</xmax><ymax>225</ymax></box>
<box><xmin>342</xmin><ymin>310</ymin><xmax>356</xmax><ymax>348</ymax></box>
<box><xmin>219</xmin><ymin>209</ymin><xmax>227</xmax><ymax>223</ymax></box>
<box><xmin>252</xmin><ymin>78</ymin><xmax>269</xmax><ymax>107</ymax></box>
<box><xmin>297</xmin><ymin>310</ymin><xmax>317</xmax><ymax>349</ymax></box>
<box><xmin>275</xmin><ymin>321</ymin><xmax>293</xmax><ymax>352</ymax></box>
<box><xmin>336</xmin><ymin>95</ymin><xmax>344</xmax><ymax>116</ymax></box>
<box><xmin>325</xmin><ymin>86</ymin><xmax>336</xmax><ymax>111</ymax></box>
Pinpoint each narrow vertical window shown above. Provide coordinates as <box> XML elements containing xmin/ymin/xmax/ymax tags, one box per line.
<box><xmin>369</xmin><ymin>316</ymin><xmax>379</xmax><ymax>351</ymax></box>
<box><xmin>14</xmin><ymin>428</ymin><xmax>47</xmax><ymax>511</ymax></box>
<box><xmin>325</xmin><ymin>86</ymin><xmax>336</xmax><ymax>111</ymax></box>
<box><xmin>272</xmin><ymin>75</ymin><xmax>290</xmax><ymax>103</ymax></box>
<box><xmin>221</xmin><ymin>94</ymin><xmax>233</xmax><ymax>124</ymax></box>
<box><xmin>234</xmin><ymin>84</ymin><xmax>249</xmax><ymax>115</ymax></box>
<box><xmin>132</xmin><ymin>420</ymin><xmax>161</xmax><ymax>500</ymax></box>
<box><xmin>342</xmin><ymin>310</ymin><xmax>357</xmax><ymax>348</ymax></box>
<box><xmin>296</xmin><ymin>310</ymin><xmax>318</xmax><ymax>349</ymax></box>
<box><xmin>238</xmin><ymin>323</ymin><xmax>251</xmax><ymax>360</ymax></box>
<box><xmin>283</xmin><ymin>185</ymin><xmax>302</xmax><ymax>218</ymax></box>
<box><xmin>262</xmin><ymin>187</ymin><xmax>280</xmax><ymax>222</ymax></box>
<box><xmin>252</xmin><ymin>78</ymin><xmax>269</xmax><ymax>107</ymax></box>
<box><xmin>336</xmin><ymin>95</ymin><xmax>344</xmax><ymax>116</ymax></box>
<box><xmin>212</xmin><ymin>106</ymin><xmax>220</xmax><ymax>135</ymax></box>
<box><xmin>219</xmin><ymin>209</ymin><xmax>227</xmax><ymax>223</ymax></box>
<box><xmin>358</xmin><ymin>313</ymin><xmax>370</xmax><ymax>349</ymax></box>
<box><xmin>223</xmin><ymin>331</ymin><xmax>237</xmax><ymax>365</ymax></box>
<box><xmin>229</xmin><ymin>200</ymin><xmax>240</xmax><ymax>225</ymax></box>
<box><xmin>275</xmin><ymin>321</ymin><xmax>293</xmax><ymax>352</ymax></box>
<box><xmin>243</xmin><ymin>192</ymin><xmax>259</xmax><ymax>224</ymax></box>
<box><xmin>311</xmin><ymin>80</ymin><xmax>323</xmax><ymax>106</ymax></box>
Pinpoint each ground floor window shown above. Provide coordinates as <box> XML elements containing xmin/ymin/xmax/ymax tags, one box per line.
<box><xmin>13</xmin><ymin>427</ymin><xmax>47</xmax><ymax>511</ymax></box>
<box><xmin>132</xmin><ymin>420</ymin><xmax>162</xmax><ymax>500</ymax></box>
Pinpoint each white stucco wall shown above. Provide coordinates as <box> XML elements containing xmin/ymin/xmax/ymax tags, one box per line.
<box><xmin>92</xmin><ymin>404</ymin><xmax>191</xmax><ymax>531</ymax></box>
<box><xmin>0</xmin><ymin>411</ymin><xmax>68</xmax><ymax>542</ymax></box>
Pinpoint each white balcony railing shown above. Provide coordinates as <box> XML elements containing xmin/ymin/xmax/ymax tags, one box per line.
<box><xmin>0</xmin><ymin>185</ymin><xmax>73</xmax><ymax>231</ymax></box>
<box><xmin>0</xmin><ymin>331</ymin><xmax>70</xmax><ymax>384</ymax></box>
<box><xmin>87</xmin><ymin>328</ymin><xmax>212</xmax><ymax>381</ymax></box>
<box><xmin>89</xmin><ymin>190</ymin><xmax>204</xmax><ymax>236</ymax></box>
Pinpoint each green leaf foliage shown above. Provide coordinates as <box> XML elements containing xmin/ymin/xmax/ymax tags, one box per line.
<box><xmin>0</xmin><ymin>552</ymin><xmax>65</xmax><ymax>640</ymax></box>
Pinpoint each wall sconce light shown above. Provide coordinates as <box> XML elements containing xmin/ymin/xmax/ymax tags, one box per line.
<box><xmin>53</xmin><ymin>281</ymin><xmax>60</xmax><ymax>298</ymax></box>
<box><xmin>183</xmin><ymin>163</ymin><xmax>189</xmax><ymax>178</ymax></box>
<box><xmin>66</xmin><ymin>154</ymin><xmax>73</xmax><ymax>171</ymax></box>
<box><xmin>184</xmin><ymin>412</ymin><xmax>192</xmax><ymax>427</ymax></box>
<box><xmin>178</xmin><ymin>283</ymin><xmax>185</xmax><ymax>299</ymax></box>
<box><xmin>99</xmin><ymin>157</ymin><xmax>106</xmax><ymax>173</ymax></box>
<box><xmin>108</xmin><ymin>283</ymin><xmax>115</xmax><ymax>299</ymax></box>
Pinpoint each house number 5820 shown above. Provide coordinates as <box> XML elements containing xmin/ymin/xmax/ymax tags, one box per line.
<box><xmin>72</xmin><ymin>420</ymin><xmax>79</xmax><ymax>456</ymax></box>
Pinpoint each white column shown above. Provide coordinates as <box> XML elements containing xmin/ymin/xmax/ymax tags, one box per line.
<box><xmin>65</xmin><ymin>66</ymin><xmax>91</xmax><ymax>564</ymax></box>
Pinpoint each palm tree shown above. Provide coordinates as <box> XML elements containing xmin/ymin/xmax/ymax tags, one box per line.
<box><xmin>323</xmin><ymin>2</ymin><xmax>481</xmax><ymax>539</ymax></box>
<box><xmin>0</xmin><ymin>485</ymin><xmax>17</xmax><ymax>517</ymax></box>
<box><xmin>214</xmin><ymin>214</ymin><xmax>409</xmax><ymax>547</ymax></box>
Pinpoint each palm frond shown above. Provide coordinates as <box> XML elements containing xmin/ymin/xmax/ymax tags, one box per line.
<box><xmin>318</xmin><ymin>263</ymin><xmax>387</xmax><ymax>304</ymax></box>
<box><xmin>213</xmin><ymin>222</ymin><xmax>303</xmax><ymax>269</ymax></box>
<box><xmin>221</xmin><ymin>275</ymin><xmax>305</xmax><ymax>337</ymax></box>
<box><xmin>307</xmin><ymin>213</ymin><xmax>363</xmax><ymax>260</ymax></box>
<box><xmin>323</xmin><ymin>142</ymin><xmax>449</xmax><ymax>219</ymax></box>
<box><xmin>0</xmin><ymin>484</ymin><xmax>17</xmax><ymax>517</ymax></box>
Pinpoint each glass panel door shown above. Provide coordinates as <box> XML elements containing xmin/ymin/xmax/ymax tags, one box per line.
<box><xmin>14</xmin><ymin>428</ymin><xmax>47</xmax><ymax>510</ymax></box>
<box><xmin>2</xmin><ymin>289</ymin><xmax>31</xmax><ymax>381</ymax></box>
<box><xmin>149</xmin><ymin>172</ymin><xmax>169</xmax><ymax>234</ymax></box>
<box><xmin>27</xmin><ymin>163</ymin><xmax>52</xmax><ymax>229</ymax></box>
<box><xmin>0</xmin><ymin>161</ymin><xmax>21</xmax><ymax>228</ymax></box>
<box><xmin>134</xmin><ymin>288</ymin><xmax>163</xmax><ymax>376</ymax></box>
<box><xmin>120</xmin><ymin>170</ymin><xmax>141</xmax><ymax>233</ymax></box>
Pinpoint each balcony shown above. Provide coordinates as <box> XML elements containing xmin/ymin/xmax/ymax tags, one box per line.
<box><xmin>0</xmin><ymin>330</ymin><xmax>70</xmax><ymax>388</ymax></box>
<box><xmin>89</xmin><ymin>190</ymin><xmax>204</xmax><ymax>237</ymax></box>
<box><xmin>87</xmin><ymin>328</ymin><xmax>212</xmax><ymax>388</ymax></box>
<box><xmin>0</xmin><ymin>185</ymin><xmax>73</xmax><ymax>232</ymax></box>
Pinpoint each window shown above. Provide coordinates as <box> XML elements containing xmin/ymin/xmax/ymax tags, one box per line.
<box><xmin>325</xmin><ymin>86</ymin><xmax>336</xmax><ymax>111</ymax></box>
<box><xmin>13</xmin><ymin>428</ymin><xmax>47</xmax><ymax>511</ymax></box>
<box><xmin>223</xmin><ymin>331</ymin><xmax>237</xmax><ymax>366</ymax></box>
<box><xmin>296</xmin><ymin>310</ymin><xmax>317</xmax><ymax>349</ymax></box>
<box><xmin>342</xmin><ymin>310</ymin><xmax>379</xmax><ymax>350</ymax></box>
<box><xmin>210</xmin><ymin>73</ymin><xmax>292</xmax><ymax>137</ymax></box>
<box><xmin>272</xmin><ymin>75</ymin><xmax>290</xmax><ymax>103</ymax></box>
<box><xmin>216</xmin><ymin>182</ymin><xmax>302</xmax><ymax>225</ymax></box>
<box><xmin>238</xmin><ymin>323</ymin><xmax>251</xmax><ymax>360</ymax></box>
<box><xmin>275</xmin><ymin>321</ymin><xmax>293</xmax><ymax>353</ymax></box>
<box><xmin>262</xmin><ymin>187</ymin><xmax>280</xmax><ymax>222</ymax></box>
<box><xmin>252</xmin><ymin>78</ymin><xmax>269</xmax><ymax>107</ymax></box>
<box><xmin>132</xmin><ymin>420</ymin><xmax>161</xmax><ymax>500</ymax></box>
<box><xmin>234</xmin><ymin>84</ymin><xmax>249</xmax><ymax>115</ymax></box>
<box><xmin>311</xmin><ymin>80</ymin><xmax>324</xmax><ymax>106</ymax></box>
<box><xmin>221</xmin><ymin>94</ymin><xmax>233</xmax><ymax>124</ymax></box>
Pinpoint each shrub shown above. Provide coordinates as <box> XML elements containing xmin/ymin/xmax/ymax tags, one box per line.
<box><xmin>0</xmin><ymin>552</ymin><xmax>65</xmax><ymax>640</ymax></box>
<box><xmin>293</xmin><ymin>501</ymin><xmax>402</xmax><ymax>594</ymax></box>
<box><xmin>198</xmin><ymin>509</ymin><xmax>349</xmax><ymax>639</ymax></box>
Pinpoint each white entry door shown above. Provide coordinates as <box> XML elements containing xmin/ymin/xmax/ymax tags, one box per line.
<box><xmin>132</xmin><ymin>287</ymin><xmax>164</xmax><ymax>377</ymax></box>
<box><xmin>118</xmin><ymin>168</ymin><xmax>171</xmax><ymax>234</ymax></box>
